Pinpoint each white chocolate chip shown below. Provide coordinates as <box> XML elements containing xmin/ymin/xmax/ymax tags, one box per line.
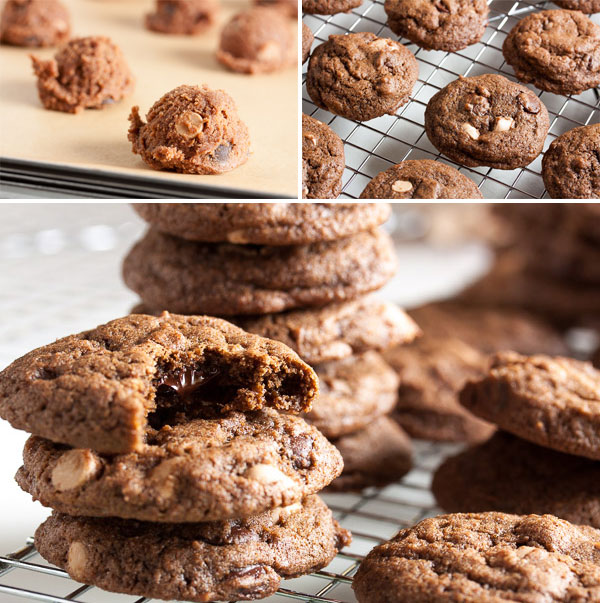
<box><xmin>175</xmin><ymin>111</ymin><xmax>205</xmax><ymax>138</ymax></box>
<box><xmin>67</xmin><ymin>542</ymin><xmax>88</xmax><ymax>580</ymax></box>
<box><xmin>149</xmin><ymin>458</ymin><xmax>179</xmax><ymax>499</ymax></box>
<box><xmin>462</xmin><ymin>123</ymin><xmax>480</xmax><ymax>140</ymax></box>
<box><xmin>494</xmin><ymin>117</ymin><xmax>513</xmax><ymax>132</ymax></box>
<box><xmin>245</xmin><ymin>463</ymin><xmax>296</xmax><ymax>488</ymax></box>
<box><xmin>257</xmin><ymin>41</ymin><xmax>281</xmax><ymax>62</ymax></box>
<box><xmin>51</xmin><ymin>449</ymin><xmax>100</xmax><ymax>492</ymax></box>
<box><xmin>369</xmin><ymin>38</ymin><xmax>396</xmax><ymax>50</ymax></box>
<box><xmin>391</xmin><ymin>180</ymin><xmax>413</xmax><ymax>193</ymax></box>
<box><xmin>227</xmin><ymin>230</ymin><xmax>250</xmax><ymax>244</ymax></box>
<box><xmin>271</xmin><ymin>501</ymin><xmax>303</xmax><ymax>522</ymax></box>
<box><xmin>304</xmin><ymin>132</ymin><xmax>318</xmax><ymax>145</ymax></box>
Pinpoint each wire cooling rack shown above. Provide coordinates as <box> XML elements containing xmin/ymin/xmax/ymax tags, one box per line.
<box><xmin>302</xmin><ymin>0</ymin><xmax>600</xmax><ymax>199</ymax></box>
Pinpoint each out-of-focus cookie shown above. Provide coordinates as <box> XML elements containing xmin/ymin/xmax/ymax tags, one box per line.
<box><xmin>302</xmin><ymin>22</ymin><xmax>313</xmax><ymax>63</ymax></box>
<box><xmin>1</xmin><ymin>0</ymin><xmax>70</xmax><ymax>47</ymax></box>
<box><xmin>145</xmin><ymin>0</ymin><xmax>218</xmax><ymax>35</ymax></box>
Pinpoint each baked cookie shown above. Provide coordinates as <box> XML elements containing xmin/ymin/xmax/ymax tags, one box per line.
<box><xmin>432</xmin><ymin>431</ymin><xmax>600</xmax><ymax>528</ymax></box>
<box><xmin>554</xmin><ymin>0</ymin><xmax>600</xmax><ymax>12</ymax></box>
<box><xmin>306</xmin><ymin>33</ymin><xmax>418</xmax><ymax>121</ymax></box>
<box><xmin>359</xmin><ymin>160</ymin><xmax>482</xmax><ymax>199</ymax></box>
<box><xmin>425</xmin><ymin>74</ymin><xmax>549</xmax><ymax>169</ymax></box>
<box><xmin>1</xmin><ymin>0</ymin><xmax>69</xmax><ymax>47</ymax></box>
<box><xmin>216</xmin><ymin>7</ymin><xmax>295</xmax><ymax>74</ymax></box>
<box><xmin>460</xmin><ymin>351</ymin><xmax>600</xmax><ymax>460</ymax></box>
<box><xmin>146</xmin><ymin>0</ymin><xmax>218</xmax><ymax>35</ymax></box>
<box><xmin>255</xmin><ymin>0</ymin><xmax>298</xmax><ymax>18</ymax></box>
<box><xmin>31</xmin><ymin>36</ymin><xmax>134</xmax><ymax>113</ymax></box>
<box><xmin>17</xmin><ymin>409</ymin><xmax>342</xmax><ymax>522</ymax></box>
<box><xmin>302</xmin><ymin>22</ymin><xmax>313</xmax><ymax>64</ymax></box>
<box><xmin>384</xmin><ymin>0</ymin><xmax>488</xmax><ymax>52</ymax></box>
<box><xmin>503</xmin><ymin>10</ymin><xmax>600</xmax><ymax>96</ymax></box>
<box><xmin>128</xmin><ymin>85</ymin><xmax>250</xmax><ymax>175</ymax></box>
<box><xmin>122</xmin><ymin>229</ymin><xmax>397</xmax><ymax>316</ymax></box>
<box><xmin>542</xmin><ymin>124</ymin><xmax>600</xmax><ymax>199</ymax></box>
<box><xmin>353</xmin><ymin>512</ymin><xmax>600</xmax><ymax>602</ymax></box>
<box><xmin>132</xmin><ymin>203</ymin><xmax>391</xmax><ymax>245</ymax></box>
<box><xmin>0</xmin><ymin>313</ymin><xmax>318</xmax><ymax>454</ymax></box>
<box><xmin>302</xmin><ymin>114</ymin><xmax>345</xmax><ymax>199</ymax></box>
<box><xmin>302</xmin><ymin>0</ymin><xmax>362</xmax><ymax>15</ymax></box>
<box><xmin>35</xmin><ymin>497</ymin><xmax>351</xmax><ymax>602</ymax></box>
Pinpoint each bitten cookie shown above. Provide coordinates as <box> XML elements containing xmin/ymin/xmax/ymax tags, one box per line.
<box><xmin>145</xmin><ymin>0</ymin><xmax>218</xmax><ymax>35</ymax></box>
<box><xmin>302</xmin><ymin>22</ymin><xmax>313</xmax><ymax>64</ymax></box>
<box><xmin>302</xmin><ymin>0</ymin><xmax>362</xmax><ymax>15</ymax></box>
<box><xmin>306</xmin><ymin>33</ymin><xmax>418</xmax><ymax>121</ymax></box>
<box><xmin>1</xmin><ymin>0</ymin><xmax>70</xmax><ymax>47</ymax></box>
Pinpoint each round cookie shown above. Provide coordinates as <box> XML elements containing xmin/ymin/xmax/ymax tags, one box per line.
<box><xmin>432</xmin><ymin>431</ymin><xmax>600</xmax><ymax>528</ymax></box>
<box><xmin>145</xmin><ymin>0</ymin><xmax>218</xmax><ymax>35</ymax></box>
<box><xmin>502</xmin><ymin>10</ymin><xmax>600</xmax><ymax>96</ymax></box>
<box><xmin>302</xmin><ymin>0</ymin><xmax>362</xmax><ymax>15</ymax></box>
<box><xmin>122</xmin><ymin>229</ymin><xmax>397</xmax><ymax>316</ymax></box>
<box><xmin>35</xmin><ymin>497</ymin><xmax>351</xmax><ymax>602</ymax></box>
<box><xmin>460</xmin><ymin>351</ymin><xmax>600</xmax><ymax>460</ymax></box>
<box><xmin>425</xmin><ymin>74</ymin><xmax>549</xmax><ymax>169</ymax></box>
<box><xmin>384</xmin><ymin>0</ymin><xmax>488</xmax><ymax>52</ymax></box>
<box><xmin>0</xmin><ymin>313</ymin><xmax>318</xmax><ymax>454</ymax></box>
<box><xmin>31</xmin><ymin>36</ymin><xmax>134</xmax><ymax>113</ymax></box>
<box><xmin>1</xmin><ymin>0</ymin><xmax>70</xmax><ymax>47</ymax></box>
<box><xmin>353</xmin><ymin>512</ymin><xmax>600</xmax><ymax>602</ymax></box>
<box><xmin>129</xmin><ymin>85</ymin><xmax>250</xmax><ymax>175</ymax></box>
<box><xmin>302</xmin><ymin>22</ymin><xmax>313</xmax><ymax>64</ymax></box>
<box><xmin>542</xmin><ymin>124</ymin><xmax>600</xmax><ymax>199</ymax></box>
<box><xmin>306</xmin><ymin>32</ymin><xmax>418</xmax><ymax>121</ymax></box>
<box><xmin>359</xmin><ymin>160</ymin><xmax>482</xmax><ymax>199</ymax></box>
<box><xmin>554</xmin><ymin>0</ymin><xmax>600</xmax><ymax>12</ymax></box>
<box><xmin>255</xmin><ymin>0</ymin><xmax>298</xmax><ymax>18</ymax></box>
<box><xmin>302</xmin><ymin>114</ymin><xmax>345</xmax><ymax>199</ymax></box>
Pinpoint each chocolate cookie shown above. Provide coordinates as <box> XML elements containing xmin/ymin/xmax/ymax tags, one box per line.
<box><xmin>132</xmin><ymin>203</ymin><xmax>390</xmax><ymax>245</ymax></box>
<box><xmin>542</xmin><ymin>124</ymin><xmax>600</xmax><ymax>199</ymax></box>
<box><xmin>302</xmin><ymin>22</ymin><xmax>313</xmax><ymax>64</ymax></box>
<box><xmin>425</xmin><ymin>74</ymin><xmax>549</xmax><ymax>169</ymax></box>
<box><xmin>0</xmin><ymin>313</ymin><xmax>318</xmax><ymax>454</ymax></box>
<box><xmin>302</xmin><ymin>0</ymin><xmax>362</xmax><ymax>15</ymax></box>
<box><xmin>306</xmin><ymin>33</ymin><xmax>418</xmax><ymax>121</ymax></box>
<box><xmin>353</xmin><ymin>512</ymin><xmax>600</xmax><ymax>602</ymax></box>
<box><xmin>122</xmin><ymin>229</ymin><xmax>397</xmax><ymax>316</ymax></box>
<box><xmin>31</xmin><ymin>36</ymin><xmax>134</xmax><ymax>113</ymax></box>
<box><xmin>554</xmin><ymin>0</ymin><xmax>600</xmax><ymax>12</ymax></box>
<box><xmin>35</xmin><ymin>497</ymin><xmax>351</xmax><ymax>602</ymax></box>
<box><xmin>503</xmin><ymin>10</ymin><xmax>600</xmax><ymax>96</ymax></box>
<box><xmin>359</xmin><ymin>160</ymin><xmax>482</xmax><ymax>199</ymax></box>
<box><xmin>1</xmin><ymin>0</ymin><xmax>70</xmax><ymax>47</ymax></box>
<box><xmin>128</xmin><ymin>85</ymin><xmax>250</xmax><ymax>175</ymax></box>
<box><xmin>384</xmin><ymin>0</ymin><xmax>488</xmax><ymax>52</ymax></box>
<box><xmin>460</xmin><ymin>351</ymin><xmax>600</xmax><ymax>460</ymax></box>
<box><xmin>146</xmin><ymin>0</ymin><xmax>218</xmax><ymax>35</ymax></box>
<box><xmin>302</xmin><ymin>114</ymin><xmax>345</xmax><ymax>199</ymax></box>
<box><xmin>432</xmin><ymin>431</ymin><xmax>600</xmax><ymax>528</ymax></box>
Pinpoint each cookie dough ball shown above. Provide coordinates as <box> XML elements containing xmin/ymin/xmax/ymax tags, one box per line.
<box><xmin>1</xmin><ymin>0</ymin><xmax>70</xmax><ymax>47</ymax></box>
<box><xmin>216</xmin><ymin>7</ymin><xmax>294</xmax><ymax>74</ymax></box>
<box><xmin>254</xmin><ymin>0</ymin><xmax>298</xmax><ymax>18</ymax></box>
<box><xmin>302</xmin><ymin>22</ymin><xmax>313</xmax><ymax>64</ymax></box>
<box><xmin>31</xmin><ymin>36</ymin><xmax>134</xmax><ymax>113</ymax></box>
<box><xmin>145</xmin><ymin>0</ymin><xmax>218</xmax><ymax>35</ymax></box>
<box><xmin>303</xmin><ymin>0</ymin><xmax>363</xmax><ymax>15</ymax></box>
<box><xmin>128</xmin><ymin>84</ymin><xmax>251</xmax><ymax>175</ymax></box>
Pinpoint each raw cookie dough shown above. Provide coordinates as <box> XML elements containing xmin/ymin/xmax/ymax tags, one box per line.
<box><xmin>302</xmin><ymin>22</ymin><xmax>313</xmax><ymax>64</ymax></box>
<box><xmin>303</xmin><ymin>0</ymin><xmax>363</xmax><ymax>14</ymax></box>
<box><xmin>1</xmin><ymin>0</ymin><xmax>70</xmax><ymax>47</ymax></box>
<box><xmin>31</xmin><ymin>36</ymin><xmax>134</xmax><ymax>113</ymax></box>
<box><xmin>128</xmin><ymin>85</ymin><xmax>250</xmax><ymax>175</ymax></box>
<box><xmin>146</xmin><ymin>0</ymin><xmax>218</xmax><ymax>35</ymax></box>
<box><xmin>255</xmin><ymin>0</ymin><xmax>298</xmax><ymax>18</ymax></box>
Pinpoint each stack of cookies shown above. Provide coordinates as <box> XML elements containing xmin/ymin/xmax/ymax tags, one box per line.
<box><xmin>124</xmin><ymin>203</ymin><xmax>422</xmax><ymax>490</ymax></box>
<box><xmin>0</xmin><ymin>313</ymin><xmax>352</xmax><ymax>601</ymax></box>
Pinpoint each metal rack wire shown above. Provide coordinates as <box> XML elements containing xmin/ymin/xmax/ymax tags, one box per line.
<box><xmin>302</xmin><ymin>0</ymin><xmax>600</xmax><ymax>199</ymax></box>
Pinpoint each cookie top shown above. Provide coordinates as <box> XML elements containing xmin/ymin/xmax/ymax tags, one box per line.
<box><xmin>35</xmin><ymin>496</ymin><xmax>351</xmax><ymax>602</ymax></box>
<box><xmin>359</xmin><ymin>160</ymin><xmax>482</xmax><ymax>199</ymax></box>
<box><xmin>554</xmin><ymin>0</ymin><xmax>600</xmax><ymax>13</ymax></box>
<box><xmin>425</xmin><ymin>74</ymin><xmax>549</xmax><ymax>169</ymax></box>
<box><xmin>460</xmin><ymin>351</ymin><xmax>600</xmax><ymax>460</ymax></box>
<box><xmin>145</xmin><ymin>0</ymin><xmax>218</xmax><ymax>35</ymax></box>
<box><xmin>123</xmin><ymin>229</ymin><xmax>397</xmax><ymax>316</ymax></box>
<box><xmin>302</xmin><ymin>114</ymin><xmax>345</xmax><ymax>199</ymax></box>
<box><xmin>302</xmin><ymin>0</ymin><xmax>362</xmax><ymax>15</ymax></box>
<box><xmin>353</xmin><ymin>512</ymin><xmax>600</xmax><ymax>602</ymax></box>
<box><xmin>0</xmin><ymin>313</ymin><xmax>318</xmax><ymax>454</ymax></box>
<box><xmin>1</xmin><ymin>0</ymin><xmax>70</xmax><ymax>47</ymax></box>
<box><xmin>502</xmin><ymin>10</ymin><xmax>600</xmax><ymax>96</ymax></box>
<box><xmin>302</xmin><ymin>22</ymin><xmax>313</xmax><ymax>63</ymax></box>
<box><xmin>384</xmin><ymin>0</ymin><xmax>488</xmax><ymax>52</ymax></box>
<box><xmin>542</xmin><ymin>124</ymin><xmax>600</xmax><ymax>199</ymax></box>
<box><xmin>306</xmin><ymin>33</ymin><xmax>418</xmax><ymax>121</ymax></box>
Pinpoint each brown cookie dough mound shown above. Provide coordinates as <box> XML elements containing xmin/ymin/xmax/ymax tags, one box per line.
<box><xmin>129</xmin><ymin>85</ymin><xmax>250</xmax><ymax>175</ymax></box>
<box><xmin>35</xmin><ymin>497</ymin><xmax>351</xmax><ymax>602</ymax></box>
<box><xmin>502</xmin><ymin>10</ymin><xmax>600</xmax><ymax>96</ymax></box>
<box><xmin>425</xmin><ymin>74</ymin><xmax>549</xmax><ymax>169</ymax></box>
<box><xmin>306</xmin><ymin>32</ymin><xmax>418</xmax><ymax>121</ymax></box>
<box><xmin>1</xmin><ymin>0</ymin><xmax>69</xmax><ymax>47</ymax></box>
<box><xmin>359</xmin><ymin>160</ymin><xmax>482</xmax><ymax>199</ymax></box>
<box><xmin>146</xmin><ymin>0</ymin><xmax>218</xmax><ymax>35</ymax></box>
<box><xmin>555</xmin><ymin>0</ymin><xmax>600</xmax><ymax>12</ymax></box>
<box><xmin>302</xmin><ymin>114</ymin><xmax>345</xmax><ymax>199</ymax></box>
<box><xmin>460</xmin><ymin>352</ymin><xmax>600</xmax><ymax>460</ymax></box>
<box><xmin>0</xmin><ymin>312</ymin><xmax>318</xmax><ymax>454</ymax></box>
<box><xmin>31</xmin><ymin>36</ymin><xmax>134</xmax><ymax>113</ymax></box>
<box><xmin>303</xmin><ymin>0</ymin><xmax>362</xmax><ymax>14</ymax></box>
<box><xmin>255</xmin><ymin>0</ymin><xmax>298</xmax><ymax>18</ymax></box>
<box><xmin>542</xmin><ymin>124</ymin><xmax>600</xmax><ymax>199</ymax></box>
<box><xmin>122</xmin><ymin>229</ymin><xmax>397</xmax><ymax>316</ymax></box>
<box><xmin>353</xmin><ymin>512</ymin><xmax>600</xmax><ymax>602</ymax></box>
<box><xmin>216</xmin><ymin>7</ymin><xmax>294</xmax><ymax>74</ymax></box>
<box><xmin>384</xmin><ymin>0</ymin><xmax>488</xmax><ymax>52</ymax></box>
<box><xmin>302</xmin><ymin>22</ymin><xmax>313</xmax><ymax>64</ymax></box>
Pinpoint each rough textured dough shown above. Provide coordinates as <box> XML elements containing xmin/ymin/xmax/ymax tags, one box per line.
<box><xmin>145</xmin><ymin>0</ymin><xmax>218</xmax><ymax>35</ymax></box>
<box><xmin>1</xmin><ymin>0</ymin><xmax>70</xmax><ymax>47</ymax></box>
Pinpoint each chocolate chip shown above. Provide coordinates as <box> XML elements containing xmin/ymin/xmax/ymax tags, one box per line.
<box><xmin>214</xmin><ymin>143</ymin><xmax>231</xmax><ymax>163</ymax></box>
<box><xmin>288</xmin><ymin>434</ymin><xmax>314</xmax><ymax>469</ymax></box>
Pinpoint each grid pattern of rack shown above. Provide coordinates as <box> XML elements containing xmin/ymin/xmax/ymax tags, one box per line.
<box><xmin>302</xmin><ymin>0</ymin><xmax>600</xmax><ymax>199</ymax></box>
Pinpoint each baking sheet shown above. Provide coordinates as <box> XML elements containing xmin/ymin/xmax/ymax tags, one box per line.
<box><xmin>0</xmin><ymin>0</ymin><xmax>298</xmax><ymax>198</ymax></box>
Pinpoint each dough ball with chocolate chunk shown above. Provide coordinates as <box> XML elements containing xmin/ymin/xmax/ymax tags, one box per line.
<box><xmin>1</xmin><ymin>0</ymin><xmax>70</xmax><ymax>47</ymax></box>
<box><xmin>216</xmin><ymin>7</ymin><xmax>295</xmax><ymax>74</ymax></box>
<box><xmin>145</xmin><ymin>0</ymin><xmax>218</xmax><ymax>35</ymax></box>
<box><xmin>128</xmin><ymin>84</ymin><xmax>250</xmax><ymax>175</ymax></box>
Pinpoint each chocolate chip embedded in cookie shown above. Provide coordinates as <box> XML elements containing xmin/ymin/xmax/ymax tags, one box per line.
<box><xmin>302</xmin><ymin>0</ymin><xmax>362</xmax><ymax>15</ymax></box>
<box><xmin>554</xmin><ymin>0</ymin><xmax>600</xmax><ymax>13</ymax></box>
<box><xmin>302</xmin><ymin>22</ymin><xmax>314</xmax><ymax>64</ymax></box>
<box><xmin>306</xmin><ymin>33</ymin><xmax>418</xmax><ymax>121</ymax></box>
<box><xmin>425</xmin><ymin>74</ymin><xmax>549</xmax><ymax>169</ymax></box>
<box><xmin>145</xmin><ymin>0</ymin><xmax>218</xmax><ymax>35</ymax></box>
<box><xmin>1</xmin><ymin>0</ymin><xmax>70</xmax><ymax>47</ymax></box>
